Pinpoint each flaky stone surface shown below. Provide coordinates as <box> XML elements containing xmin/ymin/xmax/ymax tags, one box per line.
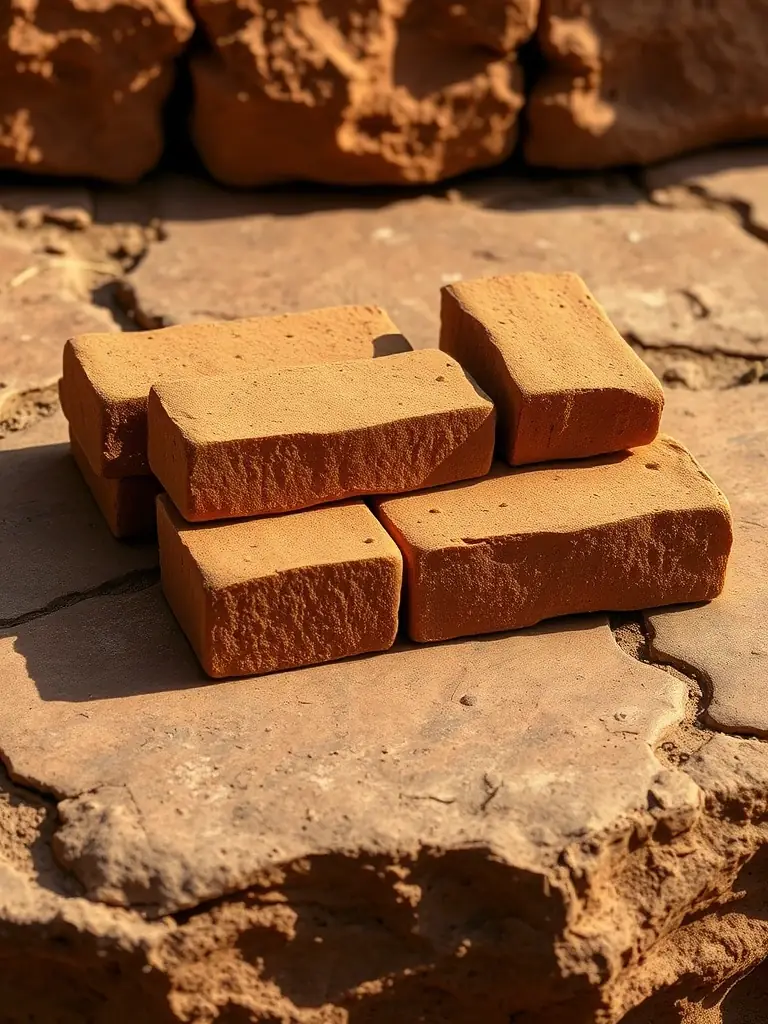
<box><xmin>191</xmin><ymin>0</ymin><xmax>538</xmax><ymax>186</ymax></box>
<box><xmin>527</xmin><ymin>1</ymin><xmax>768</xmax><ymax>169</ymax></box>
<box><xmin>149</xmin><ymin>350</ymin><xmax>494</xmax><ymax>520</ymax></box>
<box><xmin>441</xmin><ymin>271</ymin><xmax>664</xmax><ymax>464</ymax></box>
<box><xmin>158</xmin><ymin>495</ymin><xmax>402</xmax><ymax>677</ymax></box>
<box><xmin>377</xmin><ymin>436</ymin><xmax>732</xmax><ymax>642</ymax></box>
<box><xmin>1</xmin><ymin>0</ymin><xmax>193</xmax><ymax>182</ymax></box>
<box><xmin>61</xmin><ymin>305</ymin><xmax>410</xmax><ymax>478</ymax></box>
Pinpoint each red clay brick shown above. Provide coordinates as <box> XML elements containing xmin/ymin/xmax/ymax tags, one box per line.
<box><xmin>157</xmin><ymin>494</ymin><xmax>402</xmax><ymax>678</ymax></box>
<box><xmin>148</xmin><ymin>349</ymin><xmax>495</xmax><ymax>522</ymax></box>
<box><xmin>70</xmin><ymin>431</ymin><xmax>159</xmax><ymax>539</ymax></box>
<box><xmin>440</xmin><ymin>271</ymin><xmax>664</xmax><ymax>465</ymax></box>
<box><xmin>60</xmin><ymin>305</ymin><xmax>410</xmax><ymax>479</ymax></box>
<box><xmin>375</xmin><ymin>435</ymin><xmax>732</xmax><ymax>643</ymax></box>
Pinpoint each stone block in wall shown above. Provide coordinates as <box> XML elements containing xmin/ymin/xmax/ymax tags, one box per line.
<box><xmin>190</xmin><ymin>0</ymin><xmax>539</xmax><ymax>186</ymax></box>
<box><xmin>526</xmin><ymin>0</ymin><xmax>768</xmax><ymax>168</ymax></box>
<box><xmin>0</xmin><ymin>0</ymin><xmax>193</xmax><ymax>182</ymax></box>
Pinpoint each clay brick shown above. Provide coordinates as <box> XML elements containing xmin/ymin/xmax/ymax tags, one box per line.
<box><xmin>60</xmin><ymin>305</ymin><xmax>410</xmax><ymax>479</ymax></box>
<box><xmin>440</xmin><ymin>272</ymin><xmax>664</xmax><ymax>465</ymax></box>
<box><xmin>148</xmin><ymin>349</ymin><xmax>495</xmax><ymax>522</ymax></box>
<box><xmin>156</xmin><ymin>494</ymin><xmax>403</xmax><ymax>678</ymax></box>
<box><xmin>70</xmin><ymin>431</ymin><xmax>160</xmax><ymax>540</ymax></box>
<box><xmin>375</xmin><ymin>435</ymin><xmax>732</xmax><ymax>643</ymax></box>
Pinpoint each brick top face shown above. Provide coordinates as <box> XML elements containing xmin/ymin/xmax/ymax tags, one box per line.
<box><xmin>157</xmin><ymin>495</ymin><xmax>399</xmax><ymax>589</ymax></box>
<box><xmin>65</xmin><ymin>304</ymin><xmax>409</xmax><ymax>402</ymax></box>
<box><xmin>150</xmin><ymin>349</ymin><xmax>492</xmax><ymax>445</ymax></box>
<box><xmin>444</xmin><ymin>271</ymin><xmax>662</xmax><ymax>399</ymax></box>
<box><xmin>376</xmin><ymin>435</ymin><xmax>730</xmax><ymax>551</ymax></box>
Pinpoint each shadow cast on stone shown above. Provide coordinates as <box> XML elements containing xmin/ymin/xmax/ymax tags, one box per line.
<box><xmin>0</xmin><ymin>443</ymin><xmax>156</xmax><ymax>626</ymax></box>
<box><xmin>10</xmin><ymin>558</ymin><xmax>604</xmax><ymax>704</ymax></box>
<box><xmin>235</xmin><ymin>849</ymin><xmax>566</xmax><ymax>1024</ymax></box>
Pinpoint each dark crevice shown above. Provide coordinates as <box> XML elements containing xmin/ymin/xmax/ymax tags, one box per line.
<box><xmin>0</xmin><ymin>567</ymin><xmax>159</xmax><ymax>631</ymax></box>
<box><xmin>610</xmin><ymin>611</ymin><xmax>768</xmax><ymax>749</ymax></box>
<box><xmin>648</xmin><ymin>182</ymin><xmax>768</xmax><ymax>247</ymax></box>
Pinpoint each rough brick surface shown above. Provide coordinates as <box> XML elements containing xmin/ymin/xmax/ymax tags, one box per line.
<box><xmin>148</xmin><ymin>349</ymin><xmax>495</xmax><ymax>521</ymax></box>
<box><xmin>1</xmin><ymin>0</ymin><xmax>193</xmax><ymax>182</ymax></box>
<box><xmin>526</xmin><ymin>0</ymin><xmax>768</xmax><ymax>169</ymax></box>
<box><xmin>376</xmin><ymin>435</ymin><xmax>732</xmax><ymax>643</ymax></box>
<box><xmin>440</xmin><ymin>271</ymin><xmax>664</xmax><ymax>465</ymax></box>
<box><xmin>70</xmin><ymin>432</ymin><xmax>159</xmax><ymax>540</ymax></box>
<box><xmin>157</xmin><ymin>495</ymin><xmax>402</xmax><ymax>678</ymax></box>
<box><xmin>59</xmin><ymin>305</ymin><xmax>409</xmax><ymax>479</ymax></box>
<box><xmin>190</xmin><ymin>0</ymin><xmax>538</xmax><ymax>187</ymax></box>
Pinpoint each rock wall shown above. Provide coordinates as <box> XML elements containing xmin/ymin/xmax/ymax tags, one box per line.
<box><xmin>526</xmin><ymin>0</ymin><xmax>768</xmax><ymax>168</ymax></box>
<box><xmin>2</xmin><ymin>0</ymin><xmax>768</xmax><ymax>183</ymax></box>
<box><xmin>0</xmin><ymin>0</ymin><xmax>193</xmax><ymax>183</ymax></box>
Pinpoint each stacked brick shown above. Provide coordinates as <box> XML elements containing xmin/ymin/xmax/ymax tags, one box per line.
<box><xmin>60</xmin><ymin>274</ymin><xmax>733</xmax><ymax>679</ymax></box>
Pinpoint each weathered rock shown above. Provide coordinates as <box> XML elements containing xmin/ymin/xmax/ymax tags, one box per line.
<box><xmin>0</xmin><ymin>411</ymin><xmax>157</xmax><ymax>623</ymax></box>
<box><xmin>646</xmin><ymin>386</ymin><xmax>768</xmax><ymax>739</ymax></box>
<box><xmin>121</xmin><ymin>176</ymin><xmax>768</xmax><ymax>377</ymax></box>
<box><xmin>190</xmin><ymin>0</ymin><xmax>538</xmax><ymax>186</ymax></box>
<box><xmin>0</xmin><ymin>220</ymin><xmax>116</xmax><ymax>434</ymax></box>
<box><xmin>1</xmin><ymin>0</ymin><xmax>193</xmax><ymax>182</ymax></box>
<box><xmin>526</xmin><ymin>1</ymin><xmax>768</xmax><ymax>169</ymax></box>
<box><xmin>2</xmin><ymin>172</ymin><xmax>768</xmax><ymax>1021</ymax></box>
<box><xmin>643</xmin><ymin>148</ymin><xmax>768</xmax><ymax>241</ymax></box>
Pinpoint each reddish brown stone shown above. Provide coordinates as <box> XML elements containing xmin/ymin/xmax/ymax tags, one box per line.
<box><xmin>60</xmin><ymin>305</ymin><xmax>410</xmax><ymax>479</ymax></box>
<box><xmin>190</xmin><ymin>0</ymin><xmax>538</xmax><ymax>186</ymax></box>
<box><xmin>527</xmin><ymin>1</ymin><xmax>768</xmax><ymax>169</ymax></box>
<box><xmin>148</xmin><ymin>349</ymin><xmax>495</xmax><ymax>521</ymax></box>
<box><xmin>441</xmin><ymin>272</ymin><xmax>664</xmax><ymax>465</ymax></box>
<box><xmin>70</xmin><ymin>432</ymin><xmax>159</xmax><ymax>540</ymax></box>
<box><xmin>376</xmin><ymin>436</ymin><xmax>732</xmax><ymax>643</ymax></box>
<box><xmin>157</xmin><ymin>494</ymin><xmax>402</xmax><ymax>678</ymax></box>
<box><xmin>0</xmin><ymin>1</ymin><xmax>193</xmax><ymax>182</ymax></box>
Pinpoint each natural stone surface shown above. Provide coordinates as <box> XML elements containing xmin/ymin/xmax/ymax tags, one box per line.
<box><xmin>644</xmin><ymin>148</ymin><xmax>768</xmax><ymax>241</ymax></box>
<box><xmin>0</xmin><ymin>228</ymin><xmax>115</xmax><ymax>434</ymax></box>
<box><xmin>190</xmin><ymin>0</ymin><xmax>538</xmax><ymax>186</ymax></box>
<box><xmin>1</xmin><ymin>0</ymin><xmax>193</xmax><ymax>181</ymax></box>
<box><xmin>2</xmin><ymin>170</ymin><xmax>768</xmax><ymax>1021</ymax></box>
<box><xmin>646</xmin><ymin>386</ymin><xmax>768</xmax><ymax>739</ymax></box>
<box><xmin>121</xmin><ymin>175</ymin><xmax>768</xmax><ymax>376</ymax></box>
<box><xmin>0</xmin><ymin>410</ymin><xmax>157</xmax><ymax>624</ymax></box>
<box><xmin>526</xmin><ymin>2</ymin><xmax>768</xmax><ymax>169</ymax></box>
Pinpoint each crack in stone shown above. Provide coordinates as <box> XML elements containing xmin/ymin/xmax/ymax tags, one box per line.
<box><xmin>0</xmin><ymin>567</ymin><xmax>159</xmax><ymax>631</ymax></box>
<box><xmin>611</xmin><ymin>611</ymin><xmax>768</xmax><ymax>748</ymax></box>
<box><xmin>658</xmin><ymin>183</ymin><xmax>768</xmax><ymax>247</ymax></box>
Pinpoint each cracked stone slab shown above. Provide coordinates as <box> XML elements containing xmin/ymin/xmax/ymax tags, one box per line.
<box><xmin>644</xmin><ymin>148</ymin><xmax>768</xmax><ymax>239</ymax></box>
<box><xmin>0</xmin><ymin>411</ymin><xmax>157</xmax><ymax>624</ymax></box>
<box><xmin>123</xmin><ymin>176</ymin><xmax>768</xmax><ymax>363</ymax></box>
<box><xmin>646</xmin><ymin>386</ymin><xmax>768</xmax><ymax>737</ymax></box>
<box><xmin>0</xmin><ymin>586</ymin><xmax>690</xmax><ymax>913</ymax></box>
